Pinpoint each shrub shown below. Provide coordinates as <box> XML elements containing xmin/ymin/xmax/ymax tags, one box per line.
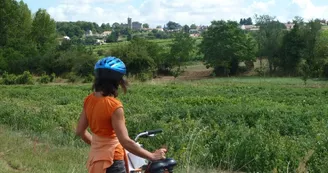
<box><xmin>50</xmin><ymin>73</ymin><xmax>56</xmax><ymax>82</ymax></box>
<box><xmin>83</xmin><ymin>74</ymin><xmax>94</xmax><ymax>83</ymax></box>
<box><xmin>2</xmin><ymin>72</ymin><xmax>17</xmax><ymax>85</ymax></box>
<box><xmin>66</xmin><ymin>72</ymin><xmax>79</xmax><ymax>83</ymax></box>
<box><xmin>97</xmin><ymin>49</ymin><xmax>105</xmax><ymax>56</ymax></box>
<box><xmin>15</xmin><ymin>71</ymin><xmax>34</xmax><ymax>84</ymax></box>
<box><xmin>39</xmin><ymin>74</ymin><xmax>51</xmax><ymax>84</ymax></box>
<box><xmin>137</xmin><ymin>72</ymin><xmax>152</xmax><ymax>82</ymax></box>
<box><xmin>1</xmin><ymin>71</ymin><xmax>34</xmax><ymax>85</ymax></box>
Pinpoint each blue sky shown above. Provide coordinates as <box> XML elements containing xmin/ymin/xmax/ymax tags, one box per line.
<box><xmin>23</xmin><ymin>0</ymin><xmax>328</xmax><ymax>28</ymax></box>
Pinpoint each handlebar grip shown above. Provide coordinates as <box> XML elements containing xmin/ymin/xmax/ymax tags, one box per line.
<box><xmin>147</xmin><ymin>129</ymin><xmax>163</xmax><ymax>135</ymax></box>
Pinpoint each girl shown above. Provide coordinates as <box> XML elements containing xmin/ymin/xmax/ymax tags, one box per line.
<box><xmin>75</xmin><ymin>56</ymin><xmax>166</xmax><ymax>173</ymax></box>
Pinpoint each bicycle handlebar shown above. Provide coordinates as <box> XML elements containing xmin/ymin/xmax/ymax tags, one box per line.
<box><xmin>134</xmin><ymin>129</ymin><xmax>163</xmax><ymax>141</ymax></box>
<box><xmin>147</xmin><ymin>129</ymin><xmax>163</xmax><ymax>135</ymax></box>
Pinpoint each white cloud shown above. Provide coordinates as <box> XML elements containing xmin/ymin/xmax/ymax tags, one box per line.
<box><xmin>292</xmin><ymin>0</ymin><xmax>328</xmax><ymax>20</ymax></box>
<box><xmin>46</xmin><ymin>0</ymin><xmax>328</xmax><ymax>28</ymax></box>
<box><xmin>48</xmin><ymin>0</ymin><xmax>134</xmax><ymax>24</ymax></box>
<box><xmin>250</xmin><ymin>0</ymin><xmax>275</xmax><ymax>12</ymax></box>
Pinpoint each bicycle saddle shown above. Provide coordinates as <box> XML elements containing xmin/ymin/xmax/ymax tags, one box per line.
<box><xmin>146</xmin><ymin>158</ymin><xmax>177</xmax><ymax>173</ymax></box>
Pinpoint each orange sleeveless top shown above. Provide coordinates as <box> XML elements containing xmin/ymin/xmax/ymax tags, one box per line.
<box><xmin>83</xmin><ymin>93</ymin><xmax>125</xmax><ymax>160</ymax></box>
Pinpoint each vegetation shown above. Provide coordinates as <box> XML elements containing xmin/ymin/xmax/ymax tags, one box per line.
<box><xmin>1</xmin><ymin>1</ymin><xmax>328</xmax><ymax>172</ymax></box>
<box><xmin>252</xmin><ymin>15</ymin><xmax>328</xmax><ymax>80</ymax></box>
<box><xmin>239</xmin><ymin>17</ymin><xmax>253</xmax><ymax>25</ymax></box>
<box><xmin>0</xmin><ymin>78</ymin><xmax>328</xmax><ymax>172</ymax></box>
<box><xmin>200</xmin><ymin>20</ymin><xmax>257</xmax><ymax>76</ymax></box>
<box><xmin>0</xmin><ymin>0</ymin><xmax>98</xmax><ymax>78</ymax></box>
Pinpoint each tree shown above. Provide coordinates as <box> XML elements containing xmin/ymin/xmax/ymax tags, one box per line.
<box><xmin>109</xmin><ymin>37</ymin><xmax>159</xmax><ymax>80</ymax></box>
<box><xmin>246</xmin><ymin>17</ymin><xmax>253</xmax><ymax>25</ymax></box>
<box><xmin>293</xmin><ymin>16</ymin><xmax>304</xmax><ymax>25</ymax></box>
<box><xmin>143</xmin><ymin>23</ymin><xmax>149</xmax><ymax>29</ymax></box>
<box><xmin>0</xmin><ymin>0</ymin><xmax>38</xmax><ymax>74</ymax></box>
<box><xmin>190</xmin><ymin>24</ymin><xmax>197</xmax><ymax>29</ymax></box>
<box><xmin>31</xmin><ymin>9</ymin><xmax>57</xmax><ymax>55</ymax></box>
<box><xmin>106</xmin><ymin>31</ymin><xmax>119</xmax><ymax>42</ymax></box>
<box><xmin>112</xmin><ymin>22</ymin><xmax>121</xmax><ymax>29</ymax></box>
<box><xmin>199</xmin><ymin>20</ymin><xmax>257</xmax><ymax>76</ymax></box>
<box><xmin>240</xmin><ymin>17</ymin><xmax>253</xmax><ymax>25</ymax></box>
<box><xmin>314</xmin><ymin>30</ymin><xmax>328</xmax><ymax>77</ymax></box>
<box><xmin>166</xmin><ymin>21</ymin><xmax>181</xmax><ymax>30</ymax></box>
<box><xmin>169</xmin><ymin>32</ymin><xmax>196</xmax><ymax>77</ymax></box>
<box><xmin>254</xmin><ymin>14</ymin><xmax>286</xmax><ymax>74</ymax></box>
<box><xmin>101</xmin><ymin>23</ymin><xmax>111</xmax><ymax>31</ymax></box>
<box><xmin>183</xmin><ymin>25</ymin><xmax>190</xmax><ymax>33</ymax></box>
<box><xmin>279</xmin><ymin>23</ymin><xmax>305</xmax><ymax>75</ymax></box>
<box><xmin>302</xmin><ymin>19</ymin><xmax>323</xmax><ymax>77</ymax></box>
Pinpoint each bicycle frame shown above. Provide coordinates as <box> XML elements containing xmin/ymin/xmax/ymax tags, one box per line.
<box><xmin>126</xmin><ymin>129</ymin><xmax>165</xmax><ymax>173</ymax></box>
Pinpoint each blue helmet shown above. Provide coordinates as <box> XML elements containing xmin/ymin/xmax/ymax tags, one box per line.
<box><xmin>94</xmin><ymin>56</ymin><xmax>126</xmax><ymax>80</ymax></box>
<box><xmin>95</xmin><ymin>56</ymin><xmax>126</xmax><ymax>74</ymax></box>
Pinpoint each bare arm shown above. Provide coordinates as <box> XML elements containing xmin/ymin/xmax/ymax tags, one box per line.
<box><xmin>112</xmin><ymin>108</ymin><xmax>166</xmax><ymax>161</ymax></box>
<box><xmin>75</xmin><ymin>109</ymin><xmax>92</xmax><ymax>145</ymax></box>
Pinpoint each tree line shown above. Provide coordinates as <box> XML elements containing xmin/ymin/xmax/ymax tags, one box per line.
<box><xmin>0</xmin><ymin>0</ymin><xmax>197</xmax><ymax>83</ymax></box>
<box><xmin>200</xmin><ymin>15</ymin><xmax>328</xmax><ymax>80</ymax></box>
<box><xmin>0</xmin><ymin>0</ymin><xmax>98</xmax><ymax>79</ymax></box>
<box><xmin>1</xmin><ymin>0</ymin><xmax>328</xmax><ymax>83</ymax></box>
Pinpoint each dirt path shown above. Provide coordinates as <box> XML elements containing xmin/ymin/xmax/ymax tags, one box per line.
<box><xmin>153</xmin><ymin>62</ymin><xmax>214</xmax><ymax>82</ymax></box>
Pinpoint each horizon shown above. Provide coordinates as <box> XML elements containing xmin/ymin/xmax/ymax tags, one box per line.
<box><xmin>22</xmin><ymin>0</ymin><xmax>328</xmax><ymax>28</ymax></box>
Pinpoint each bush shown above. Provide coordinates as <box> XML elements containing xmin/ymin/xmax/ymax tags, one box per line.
<box><xmin>136</xmin><ymin>72</ymin><xmax>152</xmax><ymax>82</ymax></box>
<box><xmin>15</xmin><ymin>71</ymin><xmax>34</xmax><ymax>85</ymax></box>
<box><xmin>50</xmin><ymin>73</ymin><xmax>56</xmax><ymax>82</ymax></box>
<box><xmin>83</xmin><ymin>74</ymin><xmax>94</xmax><ymax>83</ymax></box>
<box><xmin>97</xmin><ymin>49</ymin><xmax>105</xmax><ymax>56</ymax></box>
<box><xmin>39</xmin><ymin>74</ymin><xmax>51</xmax><ymax>84</ymax></box>
<box><xmin>66</xmin><ymin>72</ymin><xmax>79</xmax><ymax>83</ymax></box>
<box><xmin>1</xmin><ymin>71</ymin><xmax>34</xmax><ymax>85</ymax></box>
<box><xmin>1</xmin><ymin>72</ymin><xmax>17</xmax><ymax>85</ymax></box>
<box><xmin>72</xmin><ymin>53</ymin><xmax>98</xmax><ymax>77</ymax></box>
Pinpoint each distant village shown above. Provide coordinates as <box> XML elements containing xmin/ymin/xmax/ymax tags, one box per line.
<box><xmin>81</xmin><ymin>17</ymin><xmax>208</xmax><ymax>38</ymax></box>
<box><xmin>62</xmin><ymin>17</ymin><xmax>328</xmax><ymax>45</ymax></box>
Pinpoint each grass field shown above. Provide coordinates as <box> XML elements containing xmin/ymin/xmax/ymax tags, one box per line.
<box><xmin>0</xmin><ymin>77</ymin><xmax>328</xmax><ymax>172</ymax></box>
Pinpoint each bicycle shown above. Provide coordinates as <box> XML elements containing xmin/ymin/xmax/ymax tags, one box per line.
<box><xmin>126</xmin><ymin>129</ymin><xmax>177</xmax><ymax>173</ymax></box>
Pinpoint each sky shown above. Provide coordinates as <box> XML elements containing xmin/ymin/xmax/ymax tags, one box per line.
<box><xmin>23</xmin><ymin>0</ymin><xmax>328</xmax><ymax>28</ymax></box>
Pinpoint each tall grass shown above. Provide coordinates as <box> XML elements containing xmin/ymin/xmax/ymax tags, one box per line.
<box><xmin>0</xmin><ymin>78</ymin><xmax>328</xmax><ymax>172</ymax></box>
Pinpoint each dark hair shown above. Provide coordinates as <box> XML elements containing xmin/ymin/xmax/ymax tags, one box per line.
<box><xmin>92</xmin><ymin>69</ymin><xmax>128</xmax><ymax>97</ymax></box>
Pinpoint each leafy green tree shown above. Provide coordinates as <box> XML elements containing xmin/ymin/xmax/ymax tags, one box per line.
<box><xmin>239</xmin><ymin>17</ymin><xmax>252</xmax><ymax>25</ymax></box>
<box><xmin>127</xmin><ymin>33</ymin><xmax>132</xmax><ymax>41</ymax></box>
<box><xmin>302</xmin><ymin>19</ymin><xmax>322</xmax><ymax>77</ymax></box>
<box><xmin>110</xmin><ymin>37</ymin><xmax>156</xmax><ymax>78</ymax></box>
<box><xmin>183</xmin><ymin>25</ymin><xmax>190</xmax><ymax>33</ymax></box>
<box><xmin>101</xmin><ymin>23</ymin><xmax>111</xmax><ymax>31</ymax></box>
<box><xmin>246</xmin><ymin>17</ymin><xmax>253</xmax><ymax>25</ymax></box>
<box><xmin>169</xmin><ymin>32</ymin><xmax>196</xmax><ymax>77</ymax></box>
<box><xmin>106</xmin><ymin>31</ymin><xmax>119</xmax><ymax>42</ymax></box>
<box><xmin>166</xmin><ymin>21</ymin><xmax>181</xmax><ymax>30</ymax></box>
<box><xmin>200</xmin><ymin>20</ymin><xmax>257</xmax><ymax>76</ymax></box>
<box><xmin>84</xmin><ymin>36</ymin><xmax>97</xmax><ymax>45</ymax></box>
<box><xmin>313</xmin><ymin>29</ymin><xmax>328</xmax><ymax>77</ymax></box>
<box><xmin>56</xmin><ymin>22</ymin><xmax>84</xmax><ymax>37</ymax></box>
<box><xmin>112</xmin><ymin>22</ymin><xmax>121</xmax><ymax>29</ymax></box>
<box><xmin>279</xmin><ymin>23</ymin><xmax>305</xmax><ymax>75</ymax></box>
<box><xmin>254</xmin><ymin>14</ymin><xmax>286</xmax><ymax>74</ymax></box>
<box><xmin>31</xmin><ymin>9</ymin><xmax>57</xmax><ymax>55</ymax></box>
<box><xmin>190</xmin><ymin>24</ymin><xmax>197</xmax><ymax>29</ymax></box>
<box><xmin>0</xmin><ymin>0</ymin><xmax>37</xmax><ymax>73</ymax></box>
<box><xmin>142</xmin><ymin>23</ymin><xmax>149</xmax><ymax>28</ymax></box>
